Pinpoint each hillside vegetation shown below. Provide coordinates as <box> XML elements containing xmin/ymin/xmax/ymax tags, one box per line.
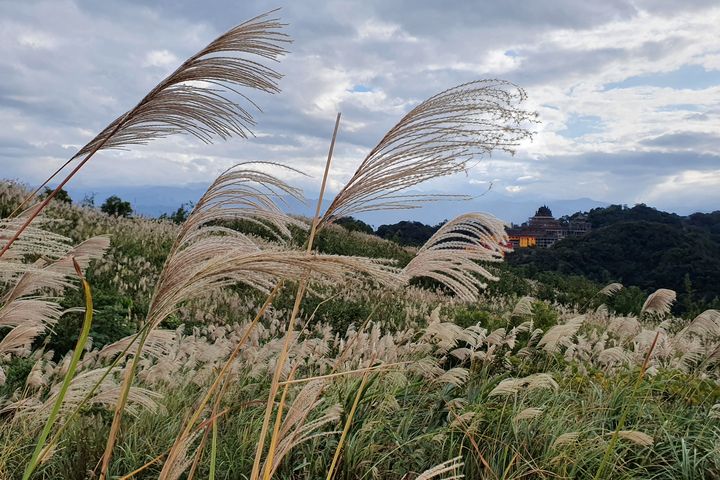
<box><xmin>2</xmin><ymin>181</ymin><xmax>720</xmax><ymax>479</ymax></box>
<box><xmin>509</xmin><ymin>204</ymin><xmax>720</xmax><ymax>315</ymax></box>
<box><xmin>1</xmin><ymin>12</ymin><xmax>719</xmax><ymax>480</ymax></box>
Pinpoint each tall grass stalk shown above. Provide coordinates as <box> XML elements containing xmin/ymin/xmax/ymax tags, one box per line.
<box><xmin>250</xmin><ymin>112</ymin><xmax>341</xmax><ymax>480</ymax></box>
<box><xmin>326</xmin><ymin>367</ymin><xmax>372</xmax><ymax>480</ymax></box>
<box><xmin>126</xmin><ymin>283</ymin><xmax>282</xmax><ymax>477</ymax></box>
<box><xmin>22</xmin><ymin>259</ymin><xmax>93</xmax><ymax>480</ymax></box>
<box><xmin>594</xmin><ymin>330</ymin><xmax>661</xmax><ymax>479</ymax></box>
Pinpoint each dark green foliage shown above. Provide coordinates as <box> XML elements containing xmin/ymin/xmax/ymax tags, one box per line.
<box><xmin>313</xmin><ymin>226</ymin><xmax>414</xmax><ymax>266</ymax></box>
<box><xmin>334</xmin><ymin>216</ymin><xmax>374</xmax><ymax>234</ymax></box>
<box><xmin>0</xmin><ymin>357</ymin><xmax>34</xmax><ymax>398</ymax></box>
<box><xmin>41</xmin><ymin>186</ymin><xmax>72</xmax><ymax>204</ymax></box>
<box><xmin>100</xmin><ymin>195</ymin><xmax>133</xmax><ymax>217</ymax></box>
<box><xmin>375</xmin><ymin>220</ymin><xmax>443</xmax><ymax>246</ymax></box>
<box><xmin>159</xmin><ymin>203</ymin><xmax>193</xmax><ymax>224</ymax></box>
<box><xmin>509</xmin><ymin>204</ymin><xmax>720</xmax><ymax>314</ymax></box>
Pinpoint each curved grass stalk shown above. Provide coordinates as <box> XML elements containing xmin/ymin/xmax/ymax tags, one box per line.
<box><xmin>0</xmin><ymin>10</ymin><xmax>288</xmax><ymax>260</ymax></box>
<box><xmin>263</xmin><ymin>365</ymin><xmax>299</xmax><ymax>480</ymax></box>
<box><xmin>326</xmin><ymin>365</ymin><xmax>372</xmax><ymax>480</ymax></box>
<box><xmin>156</xmin><ymin>283</ymin><xmax>281</xmax><ymax>478</ymax></box>
<box><xmin>593</xmin><ymin>330</ymin><xmax>660</xmax><ymax>480</ymax></box>
<box><xmin>250</xmin><ymin>112</ymin><xmax>341</xmax><ymax>480</ymax></box>
<box><xmin>22</xmin><ymin>259</ymin><xmax>93</xmax><ymax>480</ymax></box>
<box><xmin>41</xmin><ymin>323</ymin><xmax>150</xmax><ymax>457</ymax></box>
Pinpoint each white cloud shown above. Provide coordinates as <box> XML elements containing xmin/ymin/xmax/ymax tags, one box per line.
<box><xmin>143</xmin><ymin>49</ymin><xmax>178</xmax><ymax>68</ymax></box>
<box><xmin>1</xmin><ymin>0</ymin><xmax>719</xmax><ymax>214</ymax></box>
<box><xmin>17</xmin><ymin>30</ymin><xmax>57</xmax><ymax>50</ymax></box>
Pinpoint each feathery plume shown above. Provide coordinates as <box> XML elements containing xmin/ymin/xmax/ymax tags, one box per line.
<box><xmin>538</xmin><ymin>316</ymin><xmax>584</xmax><ymax>353</ymax></box>
<box><xmin>599</xmin><ymin>282</ymin><xmax>623</xmax><ymax>297</ymax></box>
<box><xmin>0</xmin><ymin>10</ymin><xmax>289</xmax><ymax>259</ymax></box>
<box><xmin>615</xmin><ymin>430</ymin><xmax>654</xmax><ymax>447</ymax></box>
<box><xmin>512</xmin><ymin>296</ymin><xmax>535</xmax><ymax>316</ymax></box>
<box><xmin>319</xmin><ymin>80</ymin><xmax>535</xmax><ymax>225</ymax></box>
<box><xmin>489</xmin><ymin>373</ymin><xmax>558</xmax><ymax>397</ymax></box>
<box><xmin>683</xmin><ymin>309</ymin><xmax>720</xmax><ymax>339</ymax></box>
<box><xmin>513</xmin><ymin>407</ymin><xmax>543</xmax><ymax>422</ymax></box>
<box><xmin>641</xmin><ymin>289</ymin><xmax>676</xmax><ymax>316</ymax></box>
<box><xmin>416</xmin><ymin>456</ymin><xmax>465</xmax><ymax>480</ymax></box>
<box><xmin>552</xmin><ymin>432</ymin><xmax>581</xmax><ymax>448</ymax></box>
<box><xmin>403</xmin><ymin>213</ymin><xmax>509</xmax><ymax>301</ymax></box>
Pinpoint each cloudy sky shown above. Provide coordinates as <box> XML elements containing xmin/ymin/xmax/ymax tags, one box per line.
<box><xmin>2</xmin><ymin>0</ymin><xmax>719</xmax><ymax>217</ymax></box>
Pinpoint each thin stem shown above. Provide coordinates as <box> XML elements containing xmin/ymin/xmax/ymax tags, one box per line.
<box><xmin>263</xmin><ymin>365</ymin><xmax>298</xmax><ymax>480</ymax></box>
<box><xmin>594</xmin><ymin>330</ymin><xmax>660</xmax><ymax>480</ymax></box>
<box><xmin>9</xmin><ymin>158</ymin><xmax>75</xmax><ymax>218</ymax></box>
<box><xmin>99</xmin><ymin>328</ymin><xmax>151</xmax><ymax>479</ymax></box>
<box><xmin>160</xmin><ymin>284</ymin><xmax>282</xmax><ymax>476</ymax></box>
<box><xmin>0</xmin><ymin>116</ymin><xmax>127</xmax><ymax>260</ymax></box>
<box><xmin>307</xmin><ymin>112</ymin><xmax>342</xmax><ymax>246</ymax></box>
<box><xmin>209</xmin><ymin>417</ymin><xmax>218</xmax><ymax>480</ymax></box>
<box><xmin>326</xmin><ymin>363</ymin><xmax>372</xmax><ymax>480</ymax></box>
<box><xmin>22</xmin><ymin>259</ymin><xmax>94</xmax><ymax>480</ymax></box>
<box><xmin>250</xmin><ymin>112</ymin><xmax>341</xmax><ymax>480</ymax></box>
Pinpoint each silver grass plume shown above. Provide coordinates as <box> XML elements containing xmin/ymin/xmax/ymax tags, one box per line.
<box><xmin>599</xmin><ymin>282</ymin><xmax>623</xmax><ymax>297</ymax></box>
<box><xmin>682</xmin><ymin>309</ymin><xmax>720</xmax><ymax>339</ymax></box>
<box><xmin>143</xmin><ymin>163</ymin><xmax>398</xmax><ymax>331</ymax></box>
<box><xmin>641</xmin><ymin>288</ymin><xmax>676</xmax><ymax>316</ymax></box>
<box><xmin>319</xmin><ymin>80</ymin><xmax>536</xmax><ymax>225</ymax></box>
<box><xmin>416</xmin><ymin>456</ymin><xmax>465</xmax><ymax>480</ymax></box>
<box><xmin>489</xmin><ymin>373</ymin><xmax>558</xmax><ymax>397</ymax></box>
<box><xmin>0</xmin><ymin>219</ymin><xmax>69</xmax><ymax>270</ymax></box>
<box><xmin>0</xmin><ymin>231</ymin><xmax>109</xmax><ymax>357</ymax></box>
<box><xmin>615</xmin><ymin>430</ymin><xmax>654</xmax><ymax>447</ymax></box>
<box><xmin>513</xmin><ymin>407</ymin><xmax>543</xmax><ymax>423</ymax></box>
<box><xmin>260</xmin><ymin>380</ymin><xmax>342</xmax><ymax>478</ymax></box>
<box><xmin>0</xmin><ymin>11</ymin><xmax>288</xmax><ymax>259</ymax></box>
<box><xmin>74</xmin><ymin>11</ymin><xmax>288</xmax><ymax>157</ymax></box>
<box><xmin>512</xmin><ymin>295</ymin><xmax>535</xmax><ymax>316</ymax></box>
<box><xmin>402</xmin><ymin>213</ymin><xmax>510</xmax><ymax>302</ymax></box>
<box><xmin>3</xmin><ymin>236</ymin><xmax>110</xmax><ymax>303</ymax></box>
<box><xmin>538</xmin><ymin>316</ymin><xmax>585</xmax><ymax>353</ymax></box>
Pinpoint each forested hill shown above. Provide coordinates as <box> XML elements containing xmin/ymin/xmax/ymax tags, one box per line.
<box><xmin>508</xmin><ymin>204</ymin><xmax>720</xmax><ymax>309</ymax></box>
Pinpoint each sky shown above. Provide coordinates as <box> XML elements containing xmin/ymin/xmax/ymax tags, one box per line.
<box><xmin>1</xmin><ymin>0</ymin><xmax>720</xmax><ymax>219</ymax></box>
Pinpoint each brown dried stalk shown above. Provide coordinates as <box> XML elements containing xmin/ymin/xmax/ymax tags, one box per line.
<box><xmin>250</xmin><ymin>113</ymin><xmax>341</xmax><ymax>480</ymax></box>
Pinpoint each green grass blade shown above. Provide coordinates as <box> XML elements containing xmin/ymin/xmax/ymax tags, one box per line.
<box><xmin>22</xmin><ymin>259</ymin><xmax>94</xmax><ymax>480</ymax></box>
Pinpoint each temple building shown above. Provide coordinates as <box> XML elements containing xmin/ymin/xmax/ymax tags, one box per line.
<box><xmin>507</xmin><ymin>206</ymin><xmax>590</xmax><ymax>249</ymax></box>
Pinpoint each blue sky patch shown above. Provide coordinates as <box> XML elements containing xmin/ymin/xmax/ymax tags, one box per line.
<box><xmin>604</xmin><ymin>64</ymin><xmax>720</xmax><ymax>91</ymax></box>
<box><xmin>559</xmin><ymin>114</ymin><xmax>604</xmax><ymax>138</ymax></box>
<box><xmin>351</xmin><ymin>84</ymin><xmax>372</xmax><ymax>93</ymax></box>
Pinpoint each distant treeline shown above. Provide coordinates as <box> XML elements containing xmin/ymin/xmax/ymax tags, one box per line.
<box><xmin>37</xmin><ymin>189</ymin><xmax>720</xmax><ymax>313</ymax></box>
<box><xmin>335</xmin><ymin>216</ymin><xmax>444</xmax><ymax>246</ymax></box>
<box><xmin>338</xmin><ymin>205</ymin><xmax>720</xmax><ymax>314</ymax></box>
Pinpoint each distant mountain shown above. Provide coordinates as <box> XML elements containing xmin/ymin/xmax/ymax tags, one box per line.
<box><xmin>65</xmin><ymin>184</ymin><xmax>608</xmax><ymax>225</ymax></box>
<box><xmin>66</xmin><ymin>184</ymin><xmax>209</xmax><ymax>217</ymax></box>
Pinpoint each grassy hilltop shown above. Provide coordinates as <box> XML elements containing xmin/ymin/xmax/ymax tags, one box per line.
<box><xmin>1</xmin><ymin>181</ymin><xmax>719</xmax><ymax>479</ymax></box>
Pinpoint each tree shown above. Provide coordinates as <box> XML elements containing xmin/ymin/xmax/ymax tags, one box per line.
<box><xmin>100</xmin><ymin>195</ymin><xmax>133</xmax><ymax>218</ymax></box>
<box><xmin>41</xmin><ymin>186</ymin><xmax>72</xmax><ymax>204</ymax></box>
<box><xmin>160</xmin><ymin>203</ymin><xmax>193</xmax><ymax>224</ymax></box>
<box><xmin>335</xmin><ymin>216</ymin><xmax>374</xmax><ymax>234</ymax></box>
<box><xmin>80</xmin><ymin>193</ymin><xmax>95</xmax><ymax>207</ymax></box>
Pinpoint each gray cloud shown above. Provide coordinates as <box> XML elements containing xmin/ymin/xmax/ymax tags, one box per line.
<box><xmin>1</xmin><ymin>0</ymin><xmax>720</xmax><ymax>217</ymax></box>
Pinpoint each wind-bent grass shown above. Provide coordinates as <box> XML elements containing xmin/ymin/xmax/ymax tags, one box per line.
<box><xmin>6</xmin><ymin>9</ymin><xmax>719</xmax><ymax>480</ymax></box>
<box><xmin>22</xmin><ymin>259</ymin><xmax>94</xmax><ymax>480</ymax></box>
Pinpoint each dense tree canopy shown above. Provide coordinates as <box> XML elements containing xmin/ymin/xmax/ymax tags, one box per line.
<box><xmin>509</xmin><ymin>204</ymin><xmax>720</xmax><ymax>312</ymax></box>
<box><xmin>100</xmin><ymin>195</ymin><xmax>133</xmax><ymax>217</ymax></box>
